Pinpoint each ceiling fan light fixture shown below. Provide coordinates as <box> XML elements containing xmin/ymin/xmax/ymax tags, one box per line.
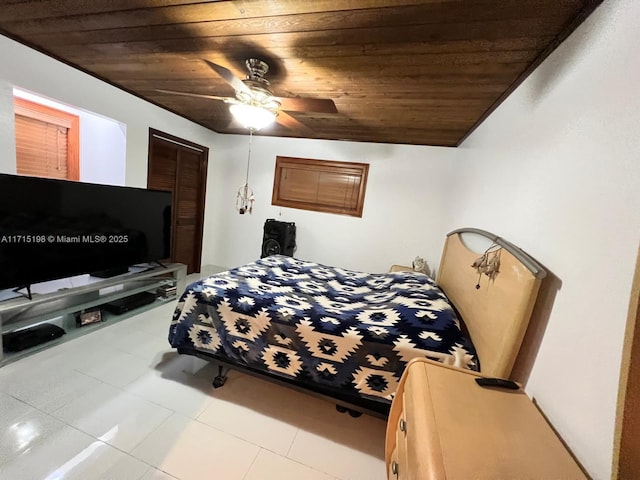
<box><xmin>229</xmin><ymin>104</ymin><xmax>277</xmax><ymax>131</ymax></box>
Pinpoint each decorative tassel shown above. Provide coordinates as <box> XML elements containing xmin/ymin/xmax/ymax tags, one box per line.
<box><xmin>471</xmin><ymin>245</ymin><xmax>501</xmax><ymax>289</ymax></box>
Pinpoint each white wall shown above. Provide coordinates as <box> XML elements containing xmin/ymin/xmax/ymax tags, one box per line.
<box><xmin>77</xmin><ymin>113</ymin><xmax>126</xmax><ymax>185</ymax></box>
<box><xmin>0</xmin><ymin>81</ymin><xmax>16</xmax><ymax>174</ymax></box>
<box><xmin>203</xmin><ymin>133</ymin><xmax>459</xmax><ymax>273</ymax></box>
<box><xmin>449</xmin><ymin>1</ymin><xmax>640</xmax><ymax>478</ymax></box>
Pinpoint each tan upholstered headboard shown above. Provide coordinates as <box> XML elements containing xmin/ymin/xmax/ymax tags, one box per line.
<box><xmin>437</xmin><ymin>228</ymin><xmax>546</xmax><ymax>379</ymax></box>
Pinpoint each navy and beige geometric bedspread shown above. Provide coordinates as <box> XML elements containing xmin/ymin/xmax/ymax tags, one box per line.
<box><xmin>169</xmin><ymin>255</ymin><xmax>478</xmax><ymax>405</ymax></box>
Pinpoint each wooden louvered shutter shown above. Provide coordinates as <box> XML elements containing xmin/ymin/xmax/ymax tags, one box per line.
<box><xmin>272</xmin><ymin>156</ymin><xmax>369</xmax><ymax>217</ymax></box>
<box><xmin>14</xmin><ymin>97</ymin><xmax>79</xmax><ymax>180</ymax></box>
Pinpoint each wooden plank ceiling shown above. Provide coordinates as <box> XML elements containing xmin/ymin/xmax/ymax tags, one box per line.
<box><xmin>0</xmin><ymin>0</ymin><xmax>602</xmax><ymax>146</ymax></box>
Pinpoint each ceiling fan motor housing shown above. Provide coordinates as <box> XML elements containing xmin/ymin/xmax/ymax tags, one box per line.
<box><xmin>246</xmin><ymin>58</ymin><xmax>270</xmax><ymax>79</ymax></box>
<box><xmin>237</xmin><ymin>59</ymin><xmax>280</xmax><ymax>109</ymax></box>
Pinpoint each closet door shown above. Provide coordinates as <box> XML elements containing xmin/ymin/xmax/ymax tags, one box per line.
<box><xmin>147</xmin><ymin>129</ymin><xmax>208</xmax><ymax>274</ymax></box>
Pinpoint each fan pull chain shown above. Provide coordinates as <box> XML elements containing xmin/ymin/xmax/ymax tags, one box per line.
<box><xmin>245</xmin><ymin>129</ymin><xmax>253</xmax><ymax>187</ymax></box>
<box><xmin>237</xmin><ymin>130</ymin><xmax>255</xmax><ymax>215</ymax></box>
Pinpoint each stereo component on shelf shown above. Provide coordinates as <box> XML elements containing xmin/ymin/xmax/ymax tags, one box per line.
<box><xmin>2</xmin><ymin>323</ymin><xmax>66</xmax><ymax>352</ymax></box>
<box><xmin>101</xmin><ymin>291</ymin><xmax>157</xmax><ymax>315</ymax></box>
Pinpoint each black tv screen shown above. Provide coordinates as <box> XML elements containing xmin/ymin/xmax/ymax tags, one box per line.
<box><xmin>0</xmin><ymin>174</ymin><xmax>172</xmax><ymax>290</ymax></box>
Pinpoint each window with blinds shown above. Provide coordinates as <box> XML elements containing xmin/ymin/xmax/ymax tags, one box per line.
<box><xmin>14</xmin><ymin>97</ymin><xmax>79</xmax><ymax>180</ymax></box>
<box><xmin>272</xmin><ymin>156</ymin><xmax>369</xmax><ymax>217</ymax></box>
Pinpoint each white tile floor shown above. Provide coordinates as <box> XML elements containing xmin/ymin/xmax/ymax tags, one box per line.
<box><xmin>0</xmin><ymin>278</ymin><xmax>387</xmax><ymax>480</ymax></box>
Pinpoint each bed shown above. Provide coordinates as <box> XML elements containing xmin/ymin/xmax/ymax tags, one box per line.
<box><xmin>168</xmin><ymin>228</ymin><xmax>546</xmax><ymax>417</ymax></box>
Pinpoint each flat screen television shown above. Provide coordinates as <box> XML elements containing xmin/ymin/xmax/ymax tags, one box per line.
<box><xmin>0</xmin><ymin>173</ymin><xmax>172</xmax><ymax>291</ymax></box>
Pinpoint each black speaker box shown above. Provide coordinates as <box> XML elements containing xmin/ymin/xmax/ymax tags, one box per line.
<box><xmin>261</xmin><ymin>219</ymin><xmax>296</xmax><ymax>258</ymax></box>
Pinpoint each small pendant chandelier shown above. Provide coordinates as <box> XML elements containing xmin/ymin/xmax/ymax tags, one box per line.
<box><xmin>236</xmin><ymin>129</ymin><xmax>255</xmax><ymax>215</ymax></box>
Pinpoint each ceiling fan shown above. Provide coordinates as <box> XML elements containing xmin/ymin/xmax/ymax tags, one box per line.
<box><xmin>157</xmin><ymin>58</ymin><xmax>337</xmax><ymax>133</ymax></box>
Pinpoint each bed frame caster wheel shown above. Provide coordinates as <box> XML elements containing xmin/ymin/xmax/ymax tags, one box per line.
<box><xmin>348</xmin><ymin>409</ymin><xmax>362</xmax><ymax>418</ymax></box>
<box><xmin>212</xmin><ymin>365</ymin><xmax>229</xmax><ymax>389</ymax></box>
<box><xmin>336</xmin><ymin>404</ymin><xmax>348</xmax><ymax>413</ymax></box>
<box><xmin>212</xmin><ymin>375</ymin><xmax>227</xmax><ymax>388</ymax></box>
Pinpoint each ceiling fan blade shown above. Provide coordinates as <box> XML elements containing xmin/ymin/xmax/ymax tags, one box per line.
<box><xmin>276</xmin><ymin>111</ymin><xmax>315</xmax><ymax>137</ymax></box>
<box><xmin>278</xmin><ymin>97</ymin><xmax>337</xmax><ymax>114</ymax></box>
<box><xmin>203</xmin><ymin>59</ymin><xmax>251</xmax><ymax>95</ymax></box>
<box><xmin>155</xmin><ymin>88</ymin><xmax>235</xmax><ymax>102</ymax></box>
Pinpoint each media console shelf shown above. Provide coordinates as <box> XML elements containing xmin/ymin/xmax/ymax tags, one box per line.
<box><xmin>0</xmin><ymin>263</ymin><xmax>187</xmax><ymax>366</ymax></box>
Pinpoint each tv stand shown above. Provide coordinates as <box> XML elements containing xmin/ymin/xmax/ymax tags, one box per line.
<box><xmin>90</xmin><ymin>266</ymin><xmax>130</xmax><ymax>278</ymax></box>
<box><xmin>0</xmin><ymin>263</ymin><xmax>186</xmax><ymax>366</ymax></box>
